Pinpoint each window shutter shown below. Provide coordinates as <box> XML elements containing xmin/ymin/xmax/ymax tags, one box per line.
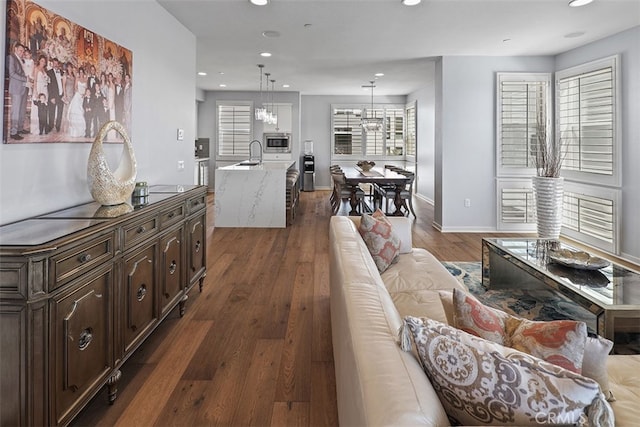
<box><xmin>217</xmin><ymin>104</ymin><xmax>251</xmax><ymax>157</ymax></box>
<box><xmin>496</xmin><ymin>73</ymin><xmax>551</xmax><ymax>177</ymax></box>
<box><xmin>405</xmin><ymin>102</ymin><xmax>416</xmax><ymax>157</ymax></box>
<box><xmin>558</xmin><ymin>65</ymin><xmax>614</xmax><ymax>176</ymax></box>
<box><xmin>561</xmin><ymin>182</ymin><xmax>619</xmax><ymax>254</ymax></box>
<box><xmin>333</xmin><ymin>108</ymin><xmax>362</xmax><ymax>155</ymax></box>
<box><xmin>496</xmin><ymin>179</ymin><xmax>537</xmax><ymax>231</ymax></box>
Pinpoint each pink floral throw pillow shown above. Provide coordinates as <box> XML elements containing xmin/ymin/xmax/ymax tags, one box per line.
<box><xmin>358</xmin><ymin>209</ymin><xmax>401</xmax><ymax>273</ymax></box>
<box><xmin>506</xmin><ymin>317</ymin><xmax>587</xmax><ymax>374</ymax></box>
<box><xmin>452</xmin><ymin>288</ymin><xmax>510</xmax><ymax>346</ymax></box>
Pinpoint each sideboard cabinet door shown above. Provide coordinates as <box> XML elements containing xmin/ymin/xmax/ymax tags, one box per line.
<box><xmin>187</xmin><ymin>213</ymin><xmax>206</xmax><ymax>291</ymax></box>
<box><xmin>51</xmin><ymin>266</ymin><xmax>113</xmax><ymax>425</ymax></box>
<box><xmin>122</xmin><ymin>243</ymin><xmax>158</xmax><ymax>355</ymax></box>
<box><xmin>160</xmin><ymin>227</ymin><xmax>184</xmax><ymax>317</ymax></box>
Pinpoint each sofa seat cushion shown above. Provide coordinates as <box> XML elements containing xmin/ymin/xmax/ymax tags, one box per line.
<box><xmin>390</xmin><ymin>290</ymin><xmax>450</xmax><ymax>325</ymax></box>
<box><xmin>381</xmin><ymin>248</ymin><xmax>468</xmax><ymax>294</ymax></box>
<box><xmin>607</xmin><ymin>355</ymin><xmax>640</xmax><ymax>427</ymax></box>
<box><xmin>402</xmin><ymin>316</ymin><xmax>614</xmax><ymax>427</ymax></box>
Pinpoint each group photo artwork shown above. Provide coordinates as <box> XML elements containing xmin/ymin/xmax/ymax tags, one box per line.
<box><xmin>3</xmin><ymin>0</ymin><xmax>133</xmax><ymax>144</ymax></box>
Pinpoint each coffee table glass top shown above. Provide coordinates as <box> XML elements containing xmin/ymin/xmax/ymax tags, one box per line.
<box><xmin>484</xmin><ymin>238</ymin><xmax>640</xmax><ymax>308</ymax></box>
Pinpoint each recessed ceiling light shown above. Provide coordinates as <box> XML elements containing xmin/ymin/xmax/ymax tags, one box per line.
<box><xmin>219</xmin><ymin>84</ymin><xmax>227</xmax><ymax>88</ymax></box>
<box><xmin>401</xmin><ymin>0</ymin><xmax>422</xmax><ymax>5</ymax></box>
<box><xmin>374</xmin><ymin>73</ymin><xmax>384</xmax><ymax>77</ymax></box>
<box><xmin>197</xmin><ymin>72</ymin><xmax>207</xmax><ymax>76</ymax></box>
<box><xmin>218</xmin><ymin>71</ymin><xmax>225</xmax><ymax>75</ymax></box>
<box><xmin>568</xmin><ymin>0</ymin><xmax>593</xmax><ymax>7</ymax></box>
<box><xmin>260</xmin><ymin>52</ymin><xmax>272</xmax><ymax>57</ymax></box>
<box><xmin>565</xmin><ymin>31</ymin><xmax>586</xmax><ymax>38</ymax></box>
<box><xmin>304</xmin><ymin>24</ymin><xmax>313</xmax><ymax>29</ymax></box>
<box><xmin>503</xmin><ymin>38</ymin><xmax>511</xmax><ymax>43</ymax></box>
<box><xmin>282</xmin><ymin>84</ymin><xmax>290</xmax><ymax>88</ymax></box>
<box><xmin>262</xmin><ymin>30</ymin><xmax>281</xmax><ymax>38</ymax></box>
<box><xmin>249</xmin><ymin>0</ymin><xmax>268</xmax><ymax>6</ymax></box>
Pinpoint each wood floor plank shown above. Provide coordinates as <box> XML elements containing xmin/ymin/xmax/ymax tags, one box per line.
<box><xmin>112</xmin><ymin>319</ymin><xmax>214</xmax><ymax>426</ymax></box>
<box><xmin>271</xmin><ymin>402</ymin><xmax>310</xmax><ymax>426</ymax></box>
<box><xmin>274</xmin><ymin>262</ymin><xmax>314</xmax><ymax>402</ymax></box>
<box><xmin>312</xmin><ymin>252</ymin><xmax>333</xmax><ymax>362</ymax></box>
<box><xmin>310</xmin><ymin>361</ymin><xmax>339</xmax><ymax>427</ymax></box>
<box><xmin>230</xmin><ymin>339</ymin><xmax>284</xmax><ymax>426</ymax></box>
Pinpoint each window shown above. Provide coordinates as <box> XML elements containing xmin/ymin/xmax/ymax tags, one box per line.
<box><xmin>217</xmin><ymin>102</ymin><xmax>252</xmax><ymax>157</ymax></box>
<box><xmin>562</xmin><ymin>181</ymin><xmax>620</xmax><ymax>254</ymax></box>
<box><xmin>556</xmin><ymin>56</ymin><xmax>619</xmax><ymax>187</ymax></box>
<box><xmin>405</xmin><ymin>102</ymin><xmax>416</xmax><ymax>158</ymax></box>
<box><xmin>496</xmin><ymin>179</ymin><xmax>536</xmax><ymax>231</ymax></box>
<box><xmin>331</xmin><ymin>104</ymin><xmax>405</xmax><ymax>158</ymax></box>
<box><xmin>496</xmin><ymin>73</ymin><xmax>551</xmax><ymax>177</ymax></box>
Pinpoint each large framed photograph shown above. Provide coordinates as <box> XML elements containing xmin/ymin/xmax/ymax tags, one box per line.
<box><xmin>3</xmin><ymin>0</ymin><xmax>132</xmax><ymax>144</ymax></box>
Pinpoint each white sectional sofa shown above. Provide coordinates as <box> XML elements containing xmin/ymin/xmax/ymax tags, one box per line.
<box><xmin>329</xmin><ymin>215</ymin><xmax>640</xmax><ymax>426</ymax></box>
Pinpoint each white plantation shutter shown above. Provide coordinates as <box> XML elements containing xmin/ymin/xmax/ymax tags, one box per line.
<box><xmin>333</xmin><ymin>108</ymin><xmax>362</xmax><ymax>155</ymax></box>
<box><xmin>332</xmin><ymin>104</ymin><xmax>406</xmax><ymax>158</ymax></box>
<box><xmin>497</xmin><ymin>73</ymin><xmax>551</xmax><ymax>177</ymax></box>
<box><xmin>405</xmin><ymin>102</ymin><xmax>416</xmax><ymax>158</ymax></box>
<box><xmin>217</xmin><ymin>103</ymin><xmax>251</xmax><ymax>157</ymax></box>
<box><xmin>556</xmin><ymin>56</ymin><xmax>619</xmax><ymax>187</ymax></box>
<box><xmin>562</xmin><ymin>182</ymin><xmax>619</xmax><ymax>254</ymax></box>
<box><xmin>496</xmin><ymin>179</ymin><xmax>536</xmax><ymax>231</ymax></box>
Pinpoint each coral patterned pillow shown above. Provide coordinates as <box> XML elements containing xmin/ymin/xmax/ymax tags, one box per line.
<box><xmin>452</xmin><ymin>288</ymin><xmax>510</xmax><ymax>346</ymax></box>
<box><xmin>506</xmin><ymin>317</ymin><xmax>587</xmax><ymax>374</ymax></box>
<box><xmin>358</xmin><ymin>209</ymin><xmax>401</xmax><ymax>272</ymax></box>
<box><xmin>401</xmin><ymin>316</ymin><xmax>614</xmax><ymax>427</ymax></box>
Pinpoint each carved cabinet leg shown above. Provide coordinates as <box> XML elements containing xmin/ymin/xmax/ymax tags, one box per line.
<box><xmin>179</xmin><ymin>293</ymin><xmax>188</xmax><ymax>317</ymax></box>
<box><xmin>198</xmin><ymin>272</ymin><xmax>206</xmax><ymax>293</ymax></box>
<box><xmin>107</xmin><ymin>369</ymin><xmax>122</xmax><ymax>404</ymax></box>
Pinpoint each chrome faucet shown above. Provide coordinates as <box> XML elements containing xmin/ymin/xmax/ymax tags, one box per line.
<box><xmin>249</xmin><ymin>139</ymin><xmax>263</xmax><ymax>164</ymax></box>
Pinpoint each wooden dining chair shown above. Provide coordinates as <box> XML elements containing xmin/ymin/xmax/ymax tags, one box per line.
<box><xmin>331</xmin><ymin>171</ymin><xmax>365</xmax><ymax>215</ymax></box>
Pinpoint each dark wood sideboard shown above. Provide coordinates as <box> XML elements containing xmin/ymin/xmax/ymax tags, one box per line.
<box><xmin>0</xmin><ymin>185</ymin><xmax>207</xmax><ymax>426</ymax></box>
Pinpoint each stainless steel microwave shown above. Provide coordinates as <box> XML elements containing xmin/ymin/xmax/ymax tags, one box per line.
<box><xmin>264</xmin><ymin>133</ymin><xmax>291</xmax><ymax>153</ymax></box>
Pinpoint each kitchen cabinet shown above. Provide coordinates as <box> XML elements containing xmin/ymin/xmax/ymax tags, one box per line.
<box><xmin>0</xmin><ymin>185</ymin><xmax>207</xmax><ymax>426</ymax></box>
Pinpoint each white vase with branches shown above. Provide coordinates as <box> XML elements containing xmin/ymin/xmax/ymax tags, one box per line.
<box><xmin>532</xmin><ymin>123</ymin><xmax>565</xmax><ymax>239</ymax></box>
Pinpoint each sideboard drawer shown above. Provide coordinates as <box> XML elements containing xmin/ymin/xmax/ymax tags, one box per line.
<box><xmin>159</xmin><ymin>203</ymin><xmax>185</xmax><ymax>230</ymax></box>
<box><xmin>187</xmin><ymin>194</ymin><xmax>206</xmax><ymax>215</ymax></box>
<box><xmin>123</xmin><ymin>216</ymin><xmax>159</xmax><ymax>250</ymax></box>
<box><xmin>50</xmin><ymin>233</ymin><xmax>115</xmax><ymax>291</ymax></box>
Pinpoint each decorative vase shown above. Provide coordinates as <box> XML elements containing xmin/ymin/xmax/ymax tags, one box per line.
<box><xmin>87</xmin><ymin>121</ymin><xmax>137</xmax><ymax>206</ymax></box>
<box><xmin>532</xmin><ymin>176</ymin><xmax>564</xmax><ymax>239</ymax></box>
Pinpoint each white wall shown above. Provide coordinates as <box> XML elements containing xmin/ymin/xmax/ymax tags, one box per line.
<box><xmin>0</xmin><ymin>0</ymin><xmax>197</xmax><ymax>225</ymax></box>
<box><xmin>435</xmin><ymin>56</ymin><xmax>555</xmax><ymax>232</ymax></box>
<box><xmin>555</xmin><ymin>26</ymin><xmax>640</xmax><ymax>263</ymax></box>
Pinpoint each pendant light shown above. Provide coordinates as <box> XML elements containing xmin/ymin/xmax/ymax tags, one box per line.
<box><xmin>255</xmin><ymin>64</ymin><xmax>267</xmax><ymax>121</ymax></box>
<box><xmin>268</xmin><ymin>78</ymin><xmax>278</xmax><ymax>125</ymax></box>
<box><xmin>264</xmin><ymin>72</ymin><xmax>273</xmax><ymax>124</ymax></box>
<box><xmin>361</xmin><ymin>80</ymin><xmax>384</xmax><ymax>132</ymax></box>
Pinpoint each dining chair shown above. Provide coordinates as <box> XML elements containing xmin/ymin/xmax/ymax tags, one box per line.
<box><xmin>331</xmin><ymin>171</ymin><xmax>365</xmax><ymax>215</ymax></box>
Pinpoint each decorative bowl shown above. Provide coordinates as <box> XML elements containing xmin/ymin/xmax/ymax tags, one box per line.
<box><xmin>357</xmin><ymin>160</ymin><xmax>375</xmax><ymax>172</ymax></box>
<box><xmin>548</xmin><ymin>248</ymin><xmax>610</xmax><ymax>270</ymax></box>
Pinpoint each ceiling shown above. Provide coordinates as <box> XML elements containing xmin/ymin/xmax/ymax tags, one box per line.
<box><xmin>157</xmin><ymin>0</ymin><xmax>640</xmax><ymax>95</ymax></box>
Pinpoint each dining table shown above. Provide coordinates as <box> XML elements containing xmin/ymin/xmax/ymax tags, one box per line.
<box><xmin>342</xmin><ymin>166</ymin><xmax>409</xmax><ymax>216</ymax></box>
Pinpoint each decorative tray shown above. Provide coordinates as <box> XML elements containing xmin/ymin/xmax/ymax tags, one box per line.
<box><xmin>548</xmin><ymin>248</ymin><xmax>611</xmax><ymax>270</ymax></box>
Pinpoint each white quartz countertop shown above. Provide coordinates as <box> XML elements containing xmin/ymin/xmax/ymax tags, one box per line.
<box><xmin>219</xmin><ymin>160</ymin><xmax>295</xmax><ymax>171</ymax></box>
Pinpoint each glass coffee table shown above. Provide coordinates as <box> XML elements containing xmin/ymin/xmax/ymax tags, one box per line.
<box><xmin>482</xmin><ymin>238</ymin><xmax>640</xmax><ymax>344</ymax></box>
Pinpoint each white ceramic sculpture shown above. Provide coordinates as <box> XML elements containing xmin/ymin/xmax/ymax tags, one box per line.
<box><xmin>87</xmin><ymin>121</ymin><xmax>137</xmax><ymax>206</ymax></box>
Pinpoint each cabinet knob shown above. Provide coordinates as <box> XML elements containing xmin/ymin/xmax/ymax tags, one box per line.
<box><xmin>137</xmin><ymin>225</ymin><xmax>146</xmax><ymax>234</ymax></box>
<box><xmin>194</xmin><ymin>240</ymin><xmax>201</xmax><ymax>253</ymax></box>
<box><xmin>168</xmin><ymin>212</ymin><xmax>175</xmax><ymax>218</ymax></box>
<box><xmin>137</xmin><ymin>284</ymin><xmax>147</xmax><ymax>301</ymax></box>
<box><xmin>169</xmin><ymin>260</ymin><xmax>177</xmax><ymax>275</ymax></box>
<box><xmin>78</xmin><ymin>253</ymin><xmax>92</xmax><ymax>263</ymax></box>
<box><xmin>78</xmin><ymin>328</ymin><xmax>93</xmax><ymax>350</ymax></box>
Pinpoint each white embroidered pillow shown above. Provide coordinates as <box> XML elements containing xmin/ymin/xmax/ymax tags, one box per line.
<box><xmin>401</xmin><ymin>316</ymin><xmax>614</xmax><ymax>427</ymax></box>
<box><xmin>358</xmin><ymin>209</ymin><xmax>401</xmax><ymax>272</ymax></box>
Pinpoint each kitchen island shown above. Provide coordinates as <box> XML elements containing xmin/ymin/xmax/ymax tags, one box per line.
<box><xmin>214</xmin><ymin>160</ymin><xmax>296</xmax><ymax>228</ymax></box>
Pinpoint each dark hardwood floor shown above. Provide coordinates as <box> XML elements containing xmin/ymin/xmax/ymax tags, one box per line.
<box><xmin>73</xmin><ymin>190</ymin><xmax>527</xmax><ymax>427</ymax></box>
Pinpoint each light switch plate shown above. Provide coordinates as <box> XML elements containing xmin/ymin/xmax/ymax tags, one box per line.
<box><xmin>177</xmin><ymin>128</ymin><xmax>184</xmax><ymax>141</ymax></box>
